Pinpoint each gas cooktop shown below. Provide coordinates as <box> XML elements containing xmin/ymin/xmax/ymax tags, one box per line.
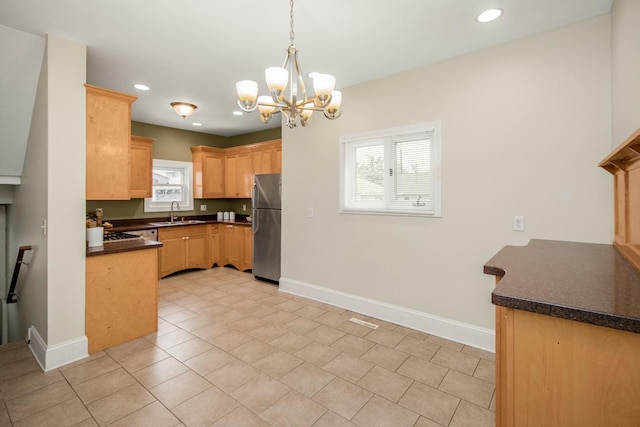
<box><xmin>103</xmin><ymin>231</ymin><xmax>143</xmax><ymax>243</ymax></box>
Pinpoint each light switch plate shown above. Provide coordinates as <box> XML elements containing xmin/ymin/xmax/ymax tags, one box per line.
<box><xmin>513</xmin><ymin>216</ymin><xmax>525</xmax><ymax>231</ymax></box>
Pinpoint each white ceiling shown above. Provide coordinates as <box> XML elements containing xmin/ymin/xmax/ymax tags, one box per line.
<box><xmin>0</xmin><ymin>0</ymin><xmax>612</xmax><ymax>137</ymax></box>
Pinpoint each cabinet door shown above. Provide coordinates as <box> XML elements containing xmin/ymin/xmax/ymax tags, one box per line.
<box><xmin>85</xmin><ymin>84</ymin><xmax>137</xmax><ymax>200</ymax></box>
<box><xmin>251</xmin><ymin>148</ymin><xmax>274</xmax><ymax>175</ymax></box>
<box><xmin>274</xmin><ymin>145</ymin><xmax>282</xmax><ymax>173</ymax></box>
<box><xmin>221</xmin><ymin>224</ymin><xmax>244</xmax><ymax>269</ymax></box>
<box><xmin>225</xmin><ymin>151</ymin><xmax>251</xmax><ymax>198</ymax></box>
<box><xmin>224</xmin><ymin>156</ymin><xmax>238</xmax><ymax>198</ymax></box>
<box><xmin>204</xmin><ymin>153</ymin><xmax>224</xmax><ymax>198</ymax></box>
<box><xmin>185</xmin><ymin>234</ymin><xmax>208</xmax><ymax>269</ymax></box>
<box><xmin>159</xmin><ymin>236</ymin><xmax>185</xmax><ymax>277</ymax></box>
<box><xmin>130</xmin><ymin>136</ymin><xmax>154</xmax><ymax>198</ymax></box>
<box><xmin>243</xmin><ymin>226</ymin><xmax>253</xmax><ymax>271</ymax></box>
<box><xmin>210</xmin><ymin>224</ymin><xmax>221</xmax><ymax>266</ymax></box>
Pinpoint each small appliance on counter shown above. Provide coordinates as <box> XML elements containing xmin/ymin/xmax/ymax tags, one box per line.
<box><xmin>252</xmin><ymin>173</ymin><xmax>282</xmax><ymax>283</ymax></box>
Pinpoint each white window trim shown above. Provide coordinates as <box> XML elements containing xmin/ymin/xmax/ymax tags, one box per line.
<box><xmin>144</xmin><ymin>159</ymin><xmax>194</xmax><ymax>213</ymax></box>
<box><xmin>339</xmin><ymin>121</ymin><xmax>442</xmax><ymax>217</ymax></box>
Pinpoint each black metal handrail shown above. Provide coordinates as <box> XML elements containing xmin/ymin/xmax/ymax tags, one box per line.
<box><xmin>7</xmin><ymin>246</ymin><xmax>32</xmax><ymax>304</ymax></box>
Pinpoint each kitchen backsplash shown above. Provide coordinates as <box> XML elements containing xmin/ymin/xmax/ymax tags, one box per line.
<box><xmin>86</xmin><ymin>198</ymin><xmax>252</xmax><ymax>221</ymax></box>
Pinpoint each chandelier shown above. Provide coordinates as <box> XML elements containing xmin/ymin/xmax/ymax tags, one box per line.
<box><xmin>235</xmin><ymin>0</ymin><xmax>342</xmax><ymax>128</ymax></box>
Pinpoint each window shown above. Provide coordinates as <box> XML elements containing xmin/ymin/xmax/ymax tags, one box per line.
<box><xmin>143</xmin><ymin>159</ymin><xmax>194</xmax><ymax>213</ymax></box>
<box><xmin>340</xmin><ymin>121</ymin><xmax>441</xmax><ymax>217</ymax></box>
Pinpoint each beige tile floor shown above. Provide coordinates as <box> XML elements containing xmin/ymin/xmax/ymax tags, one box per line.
<box><xmin>0</xmin><ymin>267</ymin><xmax>496</xmax><ymax>427</ymax></box>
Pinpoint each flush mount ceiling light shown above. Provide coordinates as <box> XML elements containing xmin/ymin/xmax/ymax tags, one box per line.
<box><xmin>133</xmin><ymin>84</ymin><xmax>150</xmax><ymax>91</ymax></box>
<box><xmin>170</xmin><ymin>102</ymin><xmax>197</xmax><ymax>119</ymax></box>
<box><xmin>477</xmin><ymin>8</ymin><xmax>503</xmax><ymax>23</ymax></box>
<box><xmin>235</xmin><ymin>0</ymin><xmax>342</xmax><ymax>128</ymax></box>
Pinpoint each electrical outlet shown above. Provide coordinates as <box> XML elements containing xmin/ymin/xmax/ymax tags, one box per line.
<box><xmin>308</xmin><ymin>208</ymin><xmax>314</xmax><ymax>218</ymax></box>
<box><xmin>200</xmin><ymin>204</ymin><xmax>207</xmax><ymax>211</ymax></box>
<box><xmin>513</xmin><ymin>216</ymin><xmax>525</xmax><ymax>231</ymax></box>
<box><xmin>242</xmin><ymin>204</ymin><xmax>246</xmax><ymax>212</ymax></box>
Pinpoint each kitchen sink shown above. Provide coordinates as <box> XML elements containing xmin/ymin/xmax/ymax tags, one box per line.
<box><xmin>148</xmin><ymin>220</ymin><xmax>206</xmax><ymax>226</ymax></box>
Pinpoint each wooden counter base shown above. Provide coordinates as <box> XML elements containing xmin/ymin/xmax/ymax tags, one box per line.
<box><xmin>86</xmin><ymin>247</ymin><xmax>158</xmax><ymax>354</ymax></box>
<box><xmin>496</xmin><ymin>306</ymin><xmax>640</xmax><ymax>426</ymax></box>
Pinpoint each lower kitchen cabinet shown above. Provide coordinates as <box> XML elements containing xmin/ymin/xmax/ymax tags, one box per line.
<box><xmin>158</xmin><ymin>225</ymin><xmax>208</xmax><ymax>277</ymax></box>
<box><xmin>496</xmin><ymin>306</ymin><xmax>640</xmax><ymax>426</ymax></box>
<box><xmin>209</xmin><ymin>223</ymin><xmax>221</xmax><ymax>267</ymax></box>
<box><xmin>221</xmin><ymin>223</ymin><xmax>252</xmax><ymax>271</ymax></box>
<box><xmin>243</xmin><ymin>226</ymin><xmax>253</xmax><ymax>270</ymax></box>
<box><xmin>86</xmin><ymin>247</ymin><xmax>158</xmax><ymax>354</ymax></box>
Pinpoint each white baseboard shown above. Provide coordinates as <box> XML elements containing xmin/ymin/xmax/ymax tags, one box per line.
<box><xmin>279</xmin><ymin>278</ymin><xmax>495</xmax><ymax>352</ymax></box>
<box><xmin>27</xmin><ymin>326</ymin><xmax>88</xmax><ymax>371</ymax></box>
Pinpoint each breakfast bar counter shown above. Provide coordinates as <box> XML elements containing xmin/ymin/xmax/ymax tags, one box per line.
<box><xmin>484</xmin><ymin>238</ymin><xmax>640</xmax><ymax>333</ymax></box>
<box><xmin>484</xmin><ymin>239</ymin><xmax>640</xmax><ymax>427</ymax></box>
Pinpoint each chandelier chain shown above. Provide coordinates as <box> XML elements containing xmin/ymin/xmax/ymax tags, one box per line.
<box><xmin>289</xmin><ymin>0</ymin><xmax>295</xmax><ymax>45</ymax></box>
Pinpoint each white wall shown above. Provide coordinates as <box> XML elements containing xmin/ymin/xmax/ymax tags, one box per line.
<box><xmin>611</xmin><ymin>0</ymin><xmax>640</xmax><ymax>147</ymax></box>
<box><xmin>7</xmin><ymin>46</ymin><xmax>49</xmax><ymax>343</ymax></box>
<box><xmin>281</xmin><ymin>15</ymin><xmax>613</xmax><ymax>348</ymax></box>
<box><xmin>46</xmin><ymin>35</ymin><xmax>86</xmax><ymax>350</ymax></box>
<box><xmin>7</xmin><ymin>35</ymin><xmax>86</xmax><ymax>369</ymax></box>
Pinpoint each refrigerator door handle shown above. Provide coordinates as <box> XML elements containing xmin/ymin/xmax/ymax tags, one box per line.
<box><xmin>251</xmin><ymin>183</ymin><xmax>257</xmax><ymax>234</ymax></box>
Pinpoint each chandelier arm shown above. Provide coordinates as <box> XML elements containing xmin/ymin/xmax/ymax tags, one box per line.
<box><xmin>323</xmin><ymin>109</ymin><xmax>342</xmax><ymax>120</ymax></box>
<box><xmin>237</xmin><ymin>100</ymin><xmax>258</xmax><ymax>112</ymax></box>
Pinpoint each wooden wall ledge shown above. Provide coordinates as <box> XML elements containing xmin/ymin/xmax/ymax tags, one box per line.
<box><xmin>599</xmin><ymin>128</ymin><xmax>640</xmax><ymax>173</ymax></box>
<box><xmin>599</xmin><ymin>127</ymin><xmax>640</xmax><ymax>273</ymax></box>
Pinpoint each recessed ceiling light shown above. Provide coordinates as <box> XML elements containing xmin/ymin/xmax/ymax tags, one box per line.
<box><xmin>192</xmin><ymin>122</ymin><xmax>203</xmax><ymax>126</ymax></box>
<box><xmin>477</xmin><ymin>8</ymin><xmax>503</xmax><ymax>23</ymax></box>
<box><xmin>233</xmin><ymin>111</ymin><xmax>244</xmax><ymax>116</ymax></box>
<box><xmin>133</xmin><ymin>84</ymin><xmax>150</xmax><ymax>91</ymax></box>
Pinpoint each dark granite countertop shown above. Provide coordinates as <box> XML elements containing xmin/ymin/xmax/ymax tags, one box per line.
<box><xmin>108</xmin><ymin>215</ymin><xmax>252</xmax><ymax>232</ymax></box>
<box><xmin>484</xmin><ymin>239</ymin><xmax>640</xmax><ymax>334</ymax></box>
<box><xmin>86</xmin><ymin>239</ymin><xmax>163</xmax><ymax>257</ymax></box>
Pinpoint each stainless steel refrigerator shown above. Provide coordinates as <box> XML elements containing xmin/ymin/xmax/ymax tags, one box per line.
<box><xmin>252</xmin><ymin>173</ymin><xmax>281</xmax><ymax>283</ymax></box>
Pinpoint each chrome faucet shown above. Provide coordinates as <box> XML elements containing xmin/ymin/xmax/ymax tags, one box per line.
<box><xmin>170</xmin><ymin>201</ymin><xmax>180</xmax><ymax>223</ymax></box>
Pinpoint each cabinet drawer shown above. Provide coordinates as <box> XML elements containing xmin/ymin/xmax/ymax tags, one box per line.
<box><xmin>158</xmin><ymin>224</ymin><xmax>207</xmax><ymax>240</ymax></box>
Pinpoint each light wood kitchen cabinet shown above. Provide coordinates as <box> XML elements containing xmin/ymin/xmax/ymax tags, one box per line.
<box><xmin>221</xmin><ymin>223</ymin><xmax>252</xmax><ymax>271</ymax></box>
<box><xmin>224</xmin><ymin>148</ymin><xmax>252</xmax><ymax>198</ymax></box>
<box><xmin>209</xmin><ymin>223</ymin><xmax>221</xmax><ymax>267</ymax></box>
<box><xmin>192</xmin><ymin>146</ymin><xmax>225</xmax><ymax>198</ymax></box>
<box><xmin>86</xmin><ymin>248</ymin><xmax>158</xmax><ymax>353</ymax></box>
<box><xmin>495</xmin><ymin>306</ymin><xmax>640</xmax><ymax>426</ymax></box>
<box><xmin>85</xmin><ymin>84</ymin><xmax>137</xmax><ymax>200</ymax></box>
<box><xmin>274</xmin><ymin>144</ymin><xmax>282</xmax><ymax>173</ymax></box>
<box><xmin>130</xmin><ymin>135</ymin><xmax>154</xmax><ymax>198</ymax></box>
<box><xmin>190</xmin><ymin>140</ymin><xmax>281</xmax><ymax>199</ymax></box>
<box><xmin>250</xmin><ymin>139</ymin><xmax>282</xmax><ymax>175</ymax></box>
<box><xmin>158</xmin><ymin>225</ymin><xmax>208</xmax><ymax>277</ymax></box>
<box><xmin>243</xmin><ymin>225</ymin><xmax>253</xmax><ymax>270</ymax></box>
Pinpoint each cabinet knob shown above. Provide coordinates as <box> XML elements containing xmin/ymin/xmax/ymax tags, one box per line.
<box><xmin>185</xmin><ymin>236</ymin><xmax>189</xmax><ymax>240</ymax></box>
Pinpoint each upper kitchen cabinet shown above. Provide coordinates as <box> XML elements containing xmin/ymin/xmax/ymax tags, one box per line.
<box><xmin>224</xmin><ymin>147</ymin><xmax>252</xmax><ymax>198</ymax></box>
<box><xmin>85</xmin><ymin>84</ymin><xmax>137</xmax><ymax>200</ymax></box>
<box><xmin>250</xmin><ymin>139</ymin><xmax>282</xmax><ymax>175</ymax></box>
<box><xmin>191</xmin><ymin>145</ymin><xmax>224</xmax><ymax>198</ymax></box>
<box><xmin>130</xmin><ymin>135</ymin><xmax>154</xmax><ymax>198</ymax></box>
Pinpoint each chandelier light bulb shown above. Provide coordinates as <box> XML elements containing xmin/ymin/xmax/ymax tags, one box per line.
<box><xmin>257</xmin><ymin>95</ymin><xmax>277</xmax><ymax>123</ymax></box>
<box><xmin>265</xmin><ymin>67</ymin><xmax>289</xmax><ymax>92</ymax></box>
<box><xmin>236</xmin><ymin>80</ymin><xmax>258</xmax><ymax>104</ymax></box>
<box><xmin>325</xmin><ymin>91</ymin><xmax>342</xmax><ymax>117</ymax></box>
<box><xmin>313</xmin><ymin>73</ymin><xmax>336</xmax><ymax>98</ymax></box>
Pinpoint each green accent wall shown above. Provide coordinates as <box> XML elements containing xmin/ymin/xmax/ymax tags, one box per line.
<box><xmin>86</xmin><ymin>122</ymin><xmax>279</xmax><ymax>220</ymax></box>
